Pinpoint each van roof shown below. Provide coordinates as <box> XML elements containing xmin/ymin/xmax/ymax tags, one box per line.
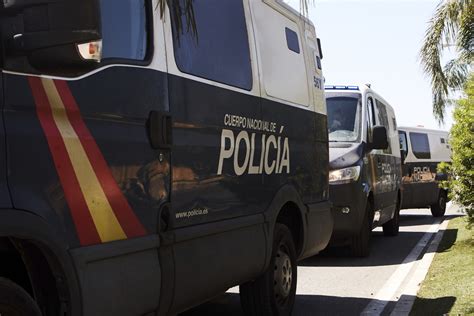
<box><xmin>274</xmin><ymin>0</ymin><xmax>315</xmax><ymax>27</ymax></box>
<box><xmin>325</xmin><ymin>84</ymin><xmax>394</xmax><ymax>110</ymax></box>
<box><xmin>398</xmin><ymin>126</ymin><xmax>450</xmax><ymax>135</ymax></box>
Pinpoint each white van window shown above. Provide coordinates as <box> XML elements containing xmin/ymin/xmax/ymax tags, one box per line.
<box><xmin>375</xmin><ymin>100</ymin><xmax>389</xmax><ymax>128</ymax></box>
<box><xmin>375</xmin><ymin>100</ymin><xmax>392</xmax><ymax>154</ymax></box>
<box><xmin>410</xmin><ymin>132</ymin><xmax>431</xmax><ymax>159</ymax></box>
<box><xmin>100</xmin><ymin>0</ymin><xmax>148</xmax><ymax>60</ymax></box>
<box><xmin>327</xmin><ymin>96</ymin><xmax>361</xmax><ymax>142</ymax></box>
<box><xmin>367</xmin><ymin>97</ymin><xmax>376</xmax><ymax>126</ymax></box>
<box><xmin>171</xmin><ymin>0</ymin><xmax>253</xmax><ymax>91</ymax></box>
<box><xmin>399</xmin><ymin>131</ymin><xmax>408</xmax><ymax>153</ymax></box>
<box><xmin>285</xmin><ymin>28</ymin><xmax>300</xmax><ymax>54</ymax></box>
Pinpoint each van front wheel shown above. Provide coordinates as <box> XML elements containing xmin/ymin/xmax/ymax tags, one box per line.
<box><xmin>431</xmin><ymin>191</ymin><xmax>447</xmax><ymax>217</ymax></box>
<box><xmin>240</xmin><ymin>224</ymin><xmax>297</xmax><ymax>316</ymax></box>
<box><xmin>0</xmin><ymin>277</ymin><xmax>41</xmax><ymax>316</ymax></box>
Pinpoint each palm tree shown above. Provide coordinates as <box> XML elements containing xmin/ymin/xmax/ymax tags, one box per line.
<box><xmin>420</xmin><ymin>0</ymin><xmax>473</xmax><ymax>123</ymax></box>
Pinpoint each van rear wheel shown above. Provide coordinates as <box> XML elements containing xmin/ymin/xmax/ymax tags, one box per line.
<box><xmin>240</xmin><ymin>223</ymin><xmax>297</xmax><ymax>316</ymax></box>
<box><xmin>351</xmin><ymin>202</ymin><xmax>371</xmax><ymax>257</ymax></box>
<box><xmin>0</xmin><ymin>277</ymin><xmax>41</xmax><ymax>316</ymax></box>
<box><xmin>431</xmin><ymin>191</ymin><xmax>447</xmax><ymax>217</ymax></box>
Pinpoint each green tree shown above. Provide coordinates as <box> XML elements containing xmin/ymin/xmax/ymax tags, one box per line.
<box><xmin>439</xmin><ymin>75</ymin><xmax>474</xmax><ymax>225</ymax></box>
<box><xmin>420</xmin><ymin>0</ymin><xmax>473</xmax><ymax>123</ymax></box>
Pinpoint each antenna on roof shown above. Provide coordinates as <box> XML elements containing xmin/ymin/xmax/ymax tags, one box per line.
<box><xmin>365</xmin><ymin>83</ymin><xmax>371</xmax><ymax>88</ymax></box>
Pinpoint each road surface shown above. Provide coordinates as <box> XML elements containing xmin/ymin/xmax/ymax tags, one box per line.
<box><xmin>182</xmin><ymin>204</ymin><xmax>463</xmax><ymax>315</ymax></box>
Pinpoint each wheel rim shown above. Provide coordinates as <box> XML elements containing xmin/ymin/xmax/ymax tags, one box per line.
<box><xmin>440</xmin><ymin>196</ymin><xmax>446</xmax><ymax>211</ymax></box>
<box><xmin>274</xmin><ymin>244</ymin><xmax>293</xmax><ymax>306</ymax></box>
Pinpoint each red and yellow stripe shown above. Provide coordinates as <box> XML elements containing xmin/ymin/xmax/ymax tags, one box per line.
<box><xmin>28</xmin><ymin>77</ymin><xmax>146</xmax><ymax>246</ymax></box>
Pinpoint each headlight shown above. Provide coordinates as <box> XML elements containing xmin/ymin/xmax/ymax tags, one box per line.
<box><xmin>329</xmin><ymin>166</ymin><xmax>361</xmax><ymax>184</ymax></box>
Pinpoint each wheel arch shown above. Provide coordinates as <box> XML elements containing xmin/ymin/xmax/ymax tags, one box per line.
<box><xmin>0</xmin><ymin>209</ymin><xmax>81</xmax><ymax>316</ymax></box>
<box><xmin>263</xmin><ymin>185</ymin><xmax>309</xmax><ymax>260</ymax></box>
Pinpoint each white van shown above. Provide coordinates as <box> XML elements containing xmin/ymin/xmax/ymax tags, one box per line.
<box><xmin>325</xmin><ymin>85</ymin><xmax>402</xmax><ymax>257</ymax></box>
<box><xmin>0</xmin><ymin>0</ymin><xmax>332</xmax><ymax>315</ymax></box>
<box><xmin>398</xmin><ymin>127</ymin><xmax>451</xmax><ymax>217</ymax></box>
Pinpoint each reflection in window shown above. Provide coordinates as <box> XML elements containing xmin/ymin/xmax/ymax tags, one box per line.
<box><xmin>410</xmin><ymin>132</ymin><xmax>431</xmax><ymax>159</ymax></box>
<box><xmin>399</xmin><ymin>131</ymin><xmax>408</xmax><ymax>152</ymax></box>
<box><xmin>100</xmin><ymin>0</ymin><xmax>148</xmax><ymax>60</ymax></box>
<box><xmin>171</xmin><ymin>0</ymin><xmax>252</xmax><ymax>90</ymax></box>
<box><xmin>327</xmin><ymin>96</ymin><xmax>361</xmax><ymax>142</ymax></box>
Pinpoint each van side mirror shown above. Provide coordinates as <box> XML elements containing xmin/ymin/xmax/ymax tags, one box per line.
<box><xmin>1</xmin><ymin>0</ymin><xmax>101</xmax><ymax>73</ymax></box>
<box><xmin>371</xmin><ymin>126</ymin><xmax>389</xmax><ymax>150</ymax></box>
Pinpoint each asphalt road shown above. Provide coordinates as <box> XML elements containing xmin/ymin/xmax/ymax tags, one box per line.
<box><xmin>182</xmin><ymin>204</ymin><xmax>463</xmax><ymax>316</ymax></box>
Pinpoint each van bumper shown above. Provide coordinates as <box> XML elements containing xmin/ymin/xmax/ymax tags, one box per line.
<box><xmin>329</xmin><ymin>180</ymin><xmax>367</xmax><ymax>243</ymax></box>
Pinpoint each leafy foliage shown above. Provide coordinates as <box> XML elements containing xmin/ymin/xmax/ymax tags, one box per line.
<box><xmin>438</xmin><ymin>74</ymin><xmax>474</xmax><ymax>226</ymax></box>
<box><xmin>420</xmin><ymin>0</ymin><xmax>473</xmax><ymax>123</ymax></box>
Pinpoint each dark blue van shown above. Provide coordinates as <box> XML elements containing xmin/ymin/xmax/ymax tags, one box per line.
<box><xmin>325</xmin><ymin>85</ymin><xmax>402</xmax><ymax>257</ymax></box>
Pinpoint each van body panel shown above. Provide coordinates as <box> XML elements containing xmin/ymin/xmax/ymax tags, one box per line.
<box><xmin>399</xmin><ymin>127</ymin><xmax>451</xmax><ymax>209</ymax></box>
<box><xmin>0</xmin><ymin>0</ymin><xmax>332</xmax><ymax>314</ymax></box>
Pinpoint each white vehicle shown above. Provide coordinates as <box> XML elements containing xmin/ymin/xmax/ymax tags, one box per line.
<box><xmin>398</xmin><ymin>127</ymin><xmax>452</xmax><ymax>217</ymax></box>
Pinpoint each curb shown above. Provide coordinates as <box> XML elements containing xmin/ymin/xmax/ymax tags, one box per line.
<box><xmin>389</xmin><ymin>218</ymin><xmax>450</xmax><ymax>315</ymax></box>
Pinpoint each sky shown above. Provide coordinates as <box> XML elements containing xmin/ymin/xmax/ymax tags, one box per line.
<box><xmin>285</xmin><ymin>0</ymin><xmax>454</xmax><ymax>130</ymax></box>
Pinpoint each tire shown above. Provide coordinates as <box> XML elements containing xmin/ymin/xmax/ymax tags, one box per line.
<box><xmin>431</xmin><ymin>191</ymin><xmax>447</xmax><ymax>217</ymax></box>
<box><xmin>240</xmin><ymin>223</ymin><xmax>297</xmax><ymax>316</ymax></box>
<box><xmin>0</xmin><ymin>277</ymin><xmax>41</xmax><ymax>316</ymax></box>
<box><xmin>383</xmin><ymin>197</ymin><xmax>400</xmax><ymax>237</ymax></box>
<box><xmin>350</xmin><ymin>202</ymin><xmax>371</xmax><ymax>257</ymax></box>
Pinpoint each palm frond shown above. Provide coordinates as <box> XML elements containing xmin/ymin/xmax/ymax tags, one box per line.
<box><xmin>419</xmin><ymin>0</ymin><xmax>472</xmax><ymax>123</ymax></box>
<box><xmin>457</xmin><ymin>0</ymin><xmax>474</xmax><ymax>54</ymax></box>
<box><xmin>156</xmin><ymin>0</ymin><xmax>196</xmax><ymax>38</ymax></box>
<box><xmin>444</xmin><ymin>57</ymin><xmax>470</xmax><ymax>90</ymax></box>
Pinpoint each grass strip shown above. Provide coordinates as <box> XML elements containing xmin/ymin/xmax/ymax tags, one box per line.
<box><xmin>410</xmin><ymin>216</ymin><xmax>474</xmax><ymax>315</ymax></box>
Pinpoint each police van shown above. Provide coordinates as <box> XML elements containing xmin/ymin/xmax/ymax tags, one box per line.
<box><xmin>325</xmin><ymin>85</ymin><xmax>402</xmax><ymax>257</ymax></box>
<box><xmin>398</xmin><ymin>126</ymin><xmax>451</xmax><ymax>217</ymax></box>
<box><xmin>0</xmin><ymin>0</ymin><xmax>332</xmax><ymax>315</ymax></box>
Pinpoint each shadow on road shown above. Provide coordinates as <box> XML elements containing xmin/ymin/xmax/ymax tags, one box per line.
<box><xmin>410</xmin><ymin>295</ymin><xmax>456</xmax><ymax>316</ymax></box>
<box><xmin>181</xmin><ymin>293</ymin><xmax>456</xmax><ymax>316</ymax></box>
<box><xmin>300</xmin><ymin>215</ymin><xmax>461</xmax><ymax>268</ymax></box>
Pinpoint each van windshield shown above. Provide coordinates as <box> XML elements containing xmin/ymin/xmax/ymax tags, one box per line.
<box><xmin>326</xmin><ymin>96</ymin><xmax>362</xmax><ymax>142</ymax></box>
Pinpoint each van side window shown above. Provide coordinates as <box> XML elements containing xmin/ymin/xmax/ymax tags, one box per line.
<box><xmin>399</xmin><ymin>131</ymin><xmax>408</xmax><ymax>154</ymax></box>
<box><xmin>367</xmin><ymin>97</ymin><xmax>376</xmax><ymax>126</ymax></box>
<box><xmin>285</xmin><ymin>28</ymin><xmax>300</xmax><ymax>54</ymax></box>
<box><xmin>375</xmin><ymin>100</ymin><xmax>389</xmax><ymax>128</ymax></box>
<box><xmin>171</xmin><ymin>0</ymin><xmax>253</xmax><ymax>91</ymax></box>
<box><xmin>410</xmin><ymin>132</ymin><xmax>431</xmax><ymax>159</ymax></box>
<box><xmin>100</xmin><ymin>0</ymin><xmax>148</xmax><ymax>60</ymax></box>
<box><xmin>375</xmin><ymin>100</ymin><xmax>392</xmax><ymax>154</ymax></box>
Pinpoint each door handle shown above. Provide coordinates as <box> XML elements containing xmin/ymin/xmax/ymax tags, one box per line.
<box><xmin>147</xmin><ymin>111</ymin><xmax>172</xmax><ymax>149</ymax></box>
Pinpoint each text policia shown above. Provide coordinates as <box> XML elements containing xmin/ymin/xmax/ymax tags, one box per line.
<box><xmin>217</xmin><ymin>114</ymin><xmax>290</xmax><ymax>176</ymax></box>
